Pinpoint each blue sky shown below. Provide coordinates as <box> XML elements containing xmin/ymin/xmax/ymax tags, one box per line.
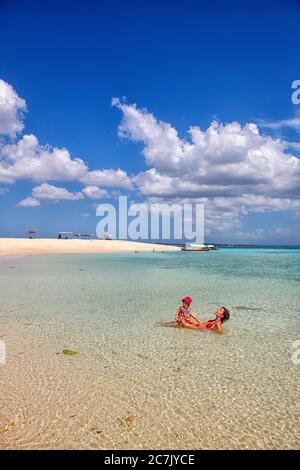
<box><xmin>0</xmin><ymin>0</ymin><xmax>300</xmax><ymax>243</ymax></box>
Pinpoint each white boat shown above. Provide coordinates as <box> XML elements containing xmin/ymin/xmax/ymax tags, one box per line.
<box><xmin>181</xmin><ymin>243</ymin><xmax>210</xmax><ymax>252</ymax></box>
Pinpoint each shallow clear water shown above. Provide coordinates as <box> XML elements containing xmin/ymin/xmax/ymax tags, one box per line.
<box><xmin>0</xmin><ymin>249</ymin><xmax>299</xmax><ymax>449</ymax></box>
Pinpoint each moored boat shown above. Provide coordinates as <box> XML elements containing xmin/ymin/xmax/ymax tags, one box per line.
<box><xmin>181</xmin><ymin>243</ymin><xmax>210</xmax><ymax>251</ymax></box>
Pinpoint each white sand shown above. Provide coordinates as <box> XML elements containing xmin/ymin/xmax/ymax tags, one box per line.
<box><xmin>0</xmin><ymin>238</ymin><xmax>180</xmax><ymax>257</ymax></box>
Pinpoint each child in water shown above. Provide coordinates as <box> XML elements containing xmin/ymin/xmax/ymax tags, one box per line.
<box><xmin>157</xmin><ymin>297</ymin><xmax>230</xmax><ymax>334</ymax></box>
<box><xmin>175</xmin><ymin>296</ymin><xmax>203</xmax><ymax>327</ymax></box>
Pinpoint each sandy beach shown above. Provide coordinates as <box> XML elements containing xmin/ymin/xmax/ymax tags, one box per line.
<box><xmin>0</xmin><ymin>238</ymin><xmax>180</xmax><ymax>257</ymax></box>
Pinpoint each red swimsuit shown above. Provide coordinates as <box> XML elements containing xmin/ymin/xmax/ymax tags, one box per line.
<box><xmin>205</xmin><ymin>318</ymin><xmax>222</xmax><ymax>329</ymax></box>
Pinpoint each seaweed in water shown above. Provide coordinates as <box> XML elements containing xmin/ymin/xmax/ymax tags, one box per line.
<box><xmin>63</xmin><ymin>348</ymin><xmax>78</xmax><ymax>356</ymax></box>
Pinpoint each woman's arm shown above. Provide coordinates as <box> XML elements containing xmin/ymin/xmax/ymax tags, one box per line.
<box><xmin>215</xmin><ymin>321</ymin><xmax>223</xmax><ymax>334</ymax></box>
<box><xmin>190</xmin><ymin>313</ymin><xmax>205</xmax><ymax>325</ymax></box>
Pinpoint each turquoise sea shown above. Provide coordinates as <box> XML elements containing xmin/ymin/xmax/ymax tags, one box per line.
<box><xmin>0</xmin><ymin>248</ymin><xmax>299</xmax><ymax>449</ymax></box>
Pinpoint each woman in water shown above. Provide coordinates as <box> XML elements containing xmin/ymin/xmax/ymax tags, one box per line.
<box><xmin>199</xmin><ymin>306</ymin><xmax>230</xmax><ymax>334</ymax></box>
<box><xmin>157</xmin><ymin>297</ymin><xmax>230</xmax><ymax>334</ymax></box>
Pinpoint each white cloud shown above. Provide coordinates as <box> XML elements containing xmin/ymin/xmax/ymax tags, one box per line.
<box><xmin>18</xmin><ymin>197</ymin><xmax>40</xmax><ymax>207</ymax></box>
<box><xmin>0</xmin><ymin>134</ymin><xmax>88</xmax><ymax>184</ymax></box>
<box><xmin>80</xmin><ymin>168</ymin><xmax>132</xmax><ymax>189</ymax></box>
<box><xmin>285</xmin><ymin>141</ymin><xmax>300</xmax><ymax>151</ymax></box>
<box><xmin>112</xmin><ymin>98</ymin><xmax>300</xmax><ymax>239</ymax></box>
<box><xmin>231</xmin><ymin>226</ymin><xmax>300</xmax><ymax>244</ymax></box>
<box><xmin>32</xmin><ymin>183</ymin><xmax>84</xmax><ymax>201</ymax></box>
<box><xmin>82</xmin><ymin>185</ymin><xmax>109</xmax><ymax>199</ymax></box>
<box><xmin>0</xmin><ymin>79</ymin><xmax>26</xmax><ymax>138</ymax></box>
<box><xmin>259</xmin><ymin>115</ymin><xmax>300</xmax><ymax>132</ymax></box>
<box><xmin>113</xmin><ymin>99</ymin><xmax>300</xmax><ymax>200</ymax></box>
<box><xmin>144</xmin><ymin>193</ymin><xmax>300</xmax><ymax>240</ymax></box>
<box><xmin>1</xmin><ymin>79</ymin><xmax>300</xmax><ymax>242</ymax></box>
<box><xmin>0</xmin><ymin>132</ymin><xmax>132</xmax><ymax>192</ymax></box>
<box><xmin>0</xmin><ymin>80</ymin><xmax>132</xmax><ymax>198</ymax></box>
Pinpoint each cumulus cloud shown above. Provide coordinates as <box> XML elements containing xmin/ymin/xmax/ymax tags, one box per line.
<box><xmin>0</xmin><ymin>80</ymin><xmax>132</xmax><ymax>203</ymax></box>
<box><xmin>0</xmin><ymin>134</ymin><xmax>88</xmax><ymax>184</ymax></box>
<box><xmin>112</xmin><ymin>98</ymin><xmax>300</xmax><ymax>238</ymax></box>
<box><xmin>32</xmin><ymin>183</ymin><xmax>84</xmax><ymax>201</ymax></box>
<box><xmin>2</xmin><ymin>78</ymin><xmax>300</xmax><ymax>242</ymax></box>
<box><xmin>0</xmin><ymin>79</ymin><xmax>26</xmax><ymax>138</ymax></box>
<box><xmin>82</xmin><ymin>185</ymin><xmax>109</xmax><ymax>199</ymax></box>
<box><xmin>18</xmin><ymin>197</ymin><xmax>40</xmax><ymax>207</ymax></box>
<box><xmin>80</xmin><ymin>168</ymin><xmax>132</xmax><ymax>189</ymax></box>
<box><xmin>113</xmin><ymin>98</ymin><xmax>300</xmax><ymax>201</ymax></box>
<box><xmin>0</xmin><ymin>132</ymin><xmax>132</xmax><ymax>191</ymax></box>
<box><xmin>204</xmin><ymin>194</ymin><xmax>300</xmax><ymax>239</ymax></box>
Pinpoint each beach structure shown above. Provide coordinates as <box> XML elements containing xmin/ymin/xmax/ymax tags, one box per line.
<box><xmin>57</xmin><ymin>231</ymin><xmax>78</xmax><ymax>239</ymax></box>
<box><xmin>99</xmin><ymin>234</ymin><xmax>113</xmax><ymax>240</ymax></box>
<box><xmin>27</xmin><ymin>229</ymin><xmax>38</xmax><ymax>239</ymax></box>
<box><xmin>80</xmin><ymin>233</ymin><xmax>95</xmax><ymax>240</ymax></box>
<box><xmin>57</xmin><ymin>232</ymin><xmax>96</xmax><ymax>240</ymax></box>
